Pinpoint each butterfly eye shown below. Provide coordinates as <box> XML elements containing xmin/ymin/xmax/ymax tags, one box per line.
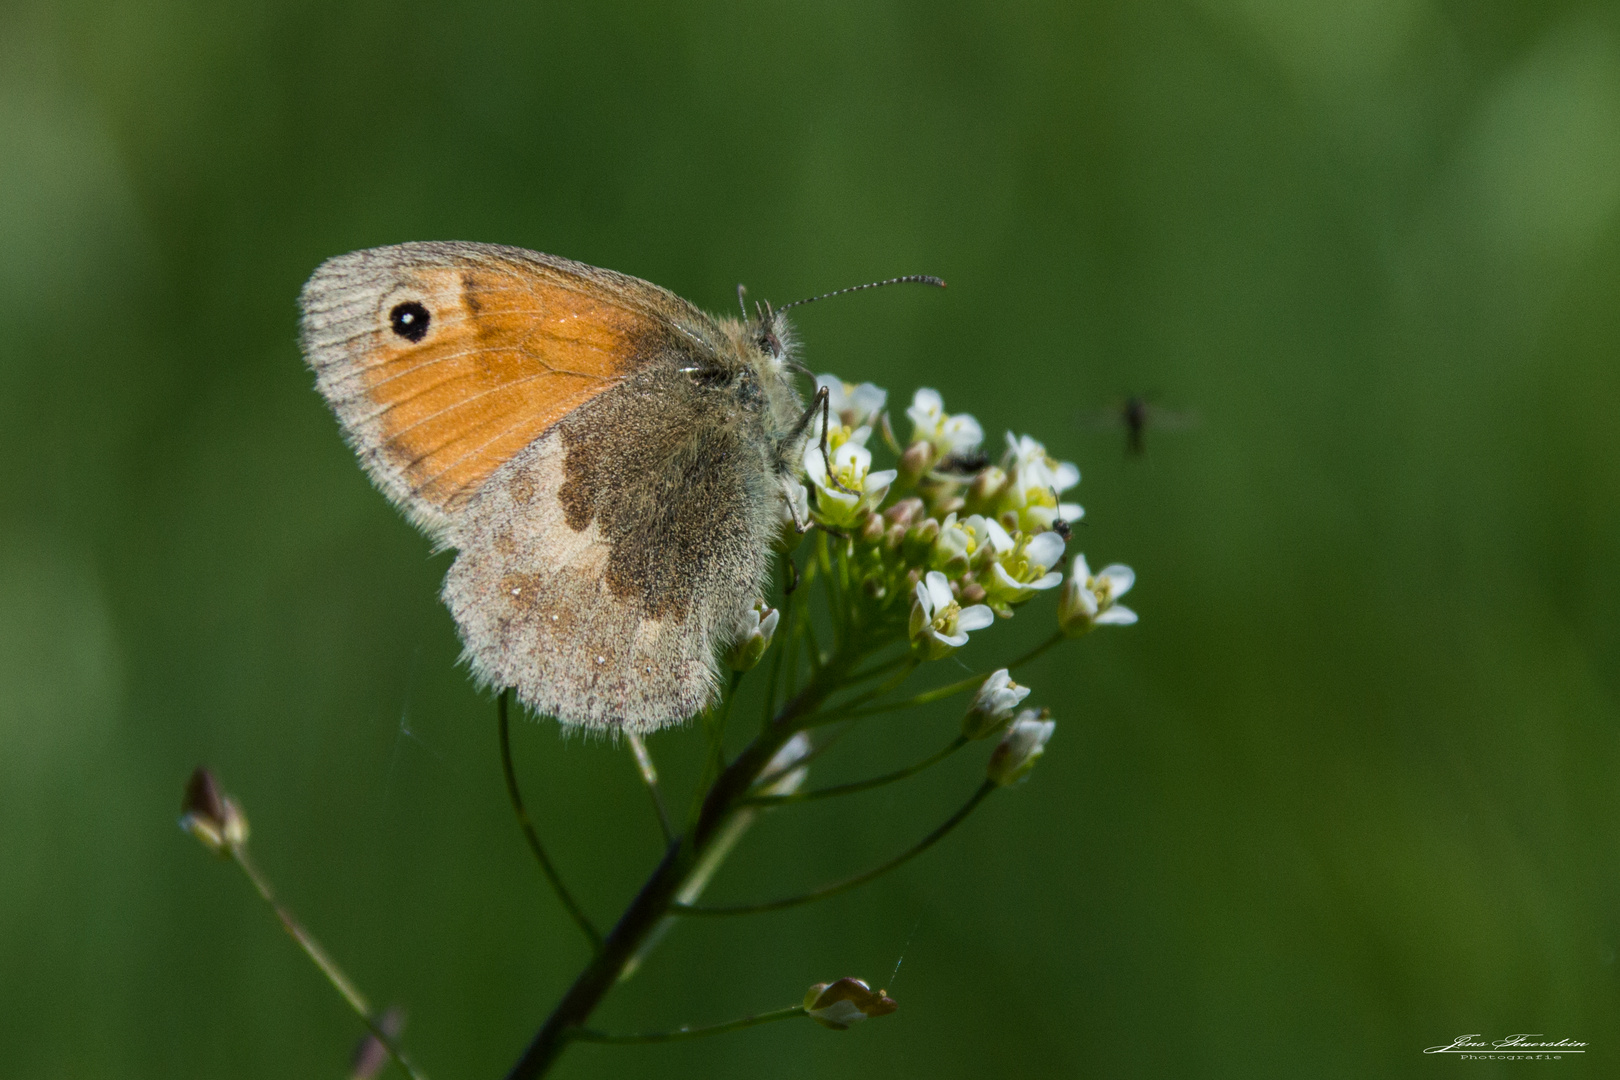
<box><xmin>757</xmin><ymin>330</ymin><xmax>781</xmax><ymax>357</ymax></box>
<box><xmin>389</xmin><ymin>301</ymin><xmax>431</xmax><ymax>342</ymax></box>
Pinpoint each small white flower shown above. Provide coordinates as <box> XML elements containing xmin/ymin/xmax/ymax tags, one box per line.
<box><xmin>982</xmin><ymin>530</ymin><xmax>1066</xmax><ymax>613</ymax></box>
<box><xmin>909</xmin><ymin>570</ymin><xmax>995</xmax><ymax>658</ymax></box>
<box><xmin>962</xmin><ymin>668</ymin><xmax>1031</xmax><ymax>739</ymax></box>
<box><xmin>998</xmin><ymin>431</ymin><xmax>1084</xmax><ymax>533</ymax></box>
<box><xmin>987</xmin><ymin>709</ymin><xmax>1055</xmax><ymax>786</ymax></box>
<box><xmin>804</xmin><ymin>434</ymin><xmax>897</xmax><ymax>529</ymax></box>
<box><xmin>725</xmin><ymin>600</ymin><xmax>780</xmax><ymax>671</ymax></box>
<box><xmin>906</xmin><ymin>387</ymin><xmax>984</xmax><ymax>456</ymax></box>
<box><xmin>816</xmin><ymin>374</ymin><xmax>888</xmax><ymax>429</ymax></box>
<box><xmin>1057</xmin><ymin>554</ymin><xmax>1137</xmax><ymax>635</ymax></box>
<box><xmin>932</xmin><ymin>513</ymin><xmax>1013</xmax><ymax>574</ymax></box>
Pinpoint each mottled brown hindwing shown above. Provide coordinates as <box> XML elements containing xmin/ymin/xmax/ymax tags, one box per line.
<box><xmin>443</xmin><ymin>363</ymin><xmax>780</xmax><ymax>732</ymax></box>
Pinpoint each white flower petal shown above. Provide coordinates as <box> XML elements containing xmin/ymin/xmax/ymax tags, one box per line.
<box><xmin>957</xmin><ymin>604</ymin><xmax>995</xmax><ymax>632</ymax></box>
<box><xmin>865</xmin><ymin>468</ymin><xmax>898</xmax><ymax>492</ymax></box>
<box><xmin>924</xmin><ymin>570</ymin><xmax>954</xmax><ymax>610</ymax></box>
<box><xmin>933</xmin><ymin>628</ymin><xmax>970</xmax><ymax>648</ymax></box>
<box><xmin>1025</xmin><ymin>570</ymin><xmax>1062</xmax><ymax>591</ymax></box>
<box><xmin>804</xmin><ymin>442</ymin><xmax>829</xmax><ymax>481</ymax></box>
<box><xmin>834</xmin><ymin>441</ymin><xmax>872</xmax><ymax>473</ymax></box>
<box><xmin>907</xmin><ymin>388</ymin><xmax>944</xmax><ymax>431</ymax></box>
<box><xmin>1025</xmin><ymin>532</ymin><xmax>1066</xmax><ymax>569</ymax></box>
<box><xmin>914</xmin><ymin>579</ymin><xmax>936</xmax><ymax>619</ymax></box>
<box><xmin>942</xmin><ymin>414</ymin><xmax>983</xmax><ymax>451</ymax></box>
<box><xmin>989</xmin><ymin>562</ymin><xmax>1021</xmax><ymax>590</ymax></box>
<box><xmin>1095</xmin><ymin>605</ymin><xmax>1138</xmax><ymax>625</ymax></box>
<box><xmin>1059</xmin><ymin>503</ymin><xmax>1085</xmax><ymax>523</ymax></box>
<box><xmin>1070</xmin><ymin>553</ymin><xmax>1093</xmax><ymax>582</ymax></box>
<box><xmin>848</xmin><ymin>382</ymin><xmax>887</xmax><ymax>422</ymax></box>
<box><xmin>984</xmin><ymin>518</ymin><xmax>1015</xmax><ymax>553</ymax></box>
<box><xmin>1096</xmin><ymin>564</ymin><xmax>1135</xmax><ymax>598</ymax></box>
<box><xmin>1051</xmin><ymin>461</ymin><xmax>1080</xmax><ymax>492</ymax></box>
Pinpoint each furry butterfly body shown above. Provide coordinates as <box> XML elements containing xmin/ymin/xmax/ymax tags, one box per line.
<box><xmin>299</xmin><ymin>242</ymin><xmax>808</xmax><ymax>732</ymax></box>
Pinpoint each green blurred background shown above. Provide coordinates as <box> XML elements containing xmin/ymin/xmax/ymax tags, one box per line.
<box><xmin>4</xmin><ymin>0</ymin><xmax>1619</xmax><ymax>1076</ymax></box>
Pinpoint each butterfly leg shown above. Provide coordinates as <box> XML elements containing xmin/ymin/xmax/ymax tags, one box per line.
<box><xmin>780</xmin><ymin>474</ymin><xmax>813</xmax><ymax>535</ymax></box>
<box><xmin>785</xmin><ymin>385</ymin><xmax>858</xmax><ymax>496</ymax></box>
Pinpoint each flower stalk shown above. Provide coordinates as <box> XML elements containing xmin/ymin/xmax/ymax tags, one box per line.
<box><xmin>179</xmin><ymin>768</ymin><xmax>428</xmax><ymax>1080</ymax></box>
<box><xmin>499</xmin><ymin>693</ymin><xmax>604</xmax><ymax>955</ymax></box>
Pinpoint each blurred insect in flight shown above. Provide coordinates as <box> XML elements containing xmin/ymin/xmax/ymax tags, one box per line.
<box><xmin>1078</xmin><ymin>395</ymin><xmax>1199</xmax><ymax>458</ymax></box>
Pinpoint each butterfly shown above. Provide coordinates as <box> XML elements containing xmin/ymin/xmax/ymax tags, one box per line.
<box><xmin>298</xmin><ymin>242</ymin><xmax>822</xmax><ymax>733</ymax></box>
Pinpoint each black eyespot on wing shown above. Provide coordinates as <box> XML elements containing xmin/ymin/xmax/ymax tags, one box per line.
<box><xmin>389</xmin><ymin>301</ymin><xmax>431</xmax><ymax>342</ymax></box>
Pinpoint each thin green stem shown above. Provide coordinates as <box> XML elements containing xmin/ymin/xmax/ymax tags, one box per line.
<box><xmin>230</xmin><ymin>848</ymin><xmax>427</xmax><ymax>1080</ymax></box>
<box><xmin>1006</xmin><ymin>630</ymin><xmax>1066</xmax><ymax>672</ymax></box>
<box><xmin>498</xmin><ymin>691</ymin><xmax>604</xmax><ymax>955</ymax></box>
<box><xmin>842</xmin><ymin>672</ymin><xmax>983</xmax><ymax>719</ymax></box>
<box><xmin>569</xmin><ymin>1005</ymin><xmax>807</xmax><ymax>1044</ymax></box>
<box><xmin>845</xmin><ymin>650</ymin><xmax>912</xmax><ymax>684</ymax></box>
<box><xmin>760</xmin><ymin>580</ymin><xmax>796</xmax><ymax>728</ymax></box>
<box><xmin>504</xmin><ymin>646</ymin><xmax>865</xmax><ymax>1080</ymax></box>
<box><xmin>797</xmin><ymin>598</ymin><xmax>823</xmax><ymax>675</ymax></box>
<box><xmin>833</xmin><ymin>631</ymin><xmax>1067</xmax><ymax>722</ymax></box>
<box><xmin>674</xmin><ymin>781</ymin><xmax>996</xmax><ymax>917</ymax></box>
<box><xmin>741</xmin><ymin>736</ymin><xmax>969</xmax><ymax>807</ymax></box>
<box><xmin>687</xmin><ymin>676</ymin><xmax>742</xmax><ymax>835</ymax></box>
<box><xmin>801</xmin><ymin>658</ymin><xmax>919</xmax><ymax>728</ymax></box>
<box><xmin>625</xmin><ymin>732</ymin><xmax>675</xmax><ymax>845</ymax></box>
<box><xmin>817</xmin><ymin>532</ymin><xmax>842</xmax><ymax>651</ymax></box>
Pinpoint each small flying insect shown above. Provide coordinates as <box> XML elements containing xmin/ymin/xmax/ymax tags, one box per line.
<box><xmin>1079</xmin><ymin>394</ymin><xmax>1199</xmax><ymax>458</ymax></box>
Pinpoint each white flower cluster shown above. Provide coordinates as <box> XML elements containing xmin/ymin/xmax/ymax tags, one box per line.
<box><xmin>773</xmin><ymin>378</ymin><xmax>1136</xmax><ymax>663</ymax></box>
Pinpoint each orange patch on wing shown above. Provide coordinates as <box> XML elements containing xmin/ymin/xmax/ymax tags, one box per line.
<box><xmin>356</xmin><ymin>264</ymin><xmax>639</xmax><ymax>509</ymax></box>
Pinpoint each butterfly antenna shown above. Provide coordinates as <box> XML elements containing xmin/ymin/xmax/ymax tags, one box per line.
<box><xmin>777</xmin><ymin>274</ymin><xmax>947</xmax><ymax>314</ymax></box>
<box><xmin>737</xmin><ymin>283</ymin><xmax>749</xmax><ymax>321</ymax></box>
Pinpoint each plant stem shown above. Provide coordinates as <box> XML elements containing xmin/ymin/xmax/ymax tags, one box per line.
<box><xmin>625</xmin><ymin>732</ymin><xmax>675</xmax><ymax>844</ymax></box>
<box><xmin>801</xmin><ymin>658</ymin><xmax>918</xmax><ymax>727</ymax></box>
<box><xmin>569</xmin><ymin>1005</ymin><xmax>807</xmax><ymax>1044</ymax></box>
<box><xmin>498</xmin><ymin>691</ymin><xmax>604</xmax><ymax>955</ymax></box>
<box><xmin>830</xmin><ymin>630</ymin><xmax>1065</xmax><ymax>722</ymax></box>
<box><xmin>502</xmin><ymin>653</ymin><xmax>857</xmax><ymax>1080</ymax></box>
<box><xmin>230</xmin><ymin>848</ymin><xmax>427</xmax><ymax>1080</ymax></box>
<box><xmin>675</xmin><ymin>781</ymin><xmax>996</xmax><ymax>917</ymax></box>
<box><xmin>740</xmin><ymin>736</ymin><xmax>969</xmax><ymax>807</ymax></box>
